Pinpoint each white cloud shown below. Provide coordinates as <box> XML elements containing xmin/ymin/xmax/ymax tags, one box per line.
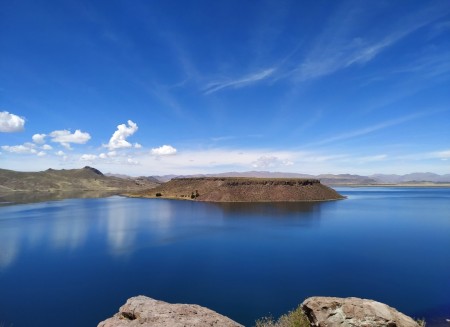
<box><xmin>356</xmin><ymin>154</ymin><xmax>387</xmax><ymax>163</ymax></box>
<box><xmin>37</xmin><ymin>151</ymin><xmax>46</xmax><ymax>157</ymax></box>
<box><xmin>127</xmin><ymin>158</ymin><xmax>140</xmax><ymax>165</ymax></box>
<box><xmin>433</xmin><ymin>150</ymin><xmax>450</xmax><ymax>159</ymax></box>
<box><xmin>55</xmin><ymin>150</ymin><xmax>65</xmax><ymax>156</ymax></box>
<box><xmin>106</xmin><ymin>120</ymin><xmax>138</xmax><ymax>150</ymax></box>
<box><xmin>204</xmin><ymin>68</ymin><xmax>275</xmax><ymax>95</ymax></box>
<box><xmin>312</xmin><ymin>112</ymin><xmax>426</xmax><ymax>146</ymax></box>
<box><xmin>1</xmin><ymin>143</ymin><xmax>37</xmax><ymax>154</ymax></box>
<box><xmin>80</xmin><ymin>154</ymin><xmax>97</xmax><ymax>161</ymax></box>
<box><xmin>252</xmin><ymin>156</ymin><xmax>294</xmax><ymax>169</ymax></box>
<box><xmin>42</xmin><ymin>144</ymin><xmax>53</xmax><ymax>150</ymax></box>
<box><xmin>151</xmin><ymin>145</ymin><xmax>177</xmax><ymax>156</ymax></box>
<box><xmin>134</xmin><ymin>143</ymin><xmax>142</xmax><ymax>149</ymax></box>
<box><xmin>0</xmin><ymin>111</ymin><xmax>25</xmax><ymax>133</ymax></box>
<box><xmin>99</xmin><ymin>151</ymin><xmax>118</xmax><ymax>159</ymax></box>
<box><xmin>50</xmin><ymin>129</ymin><xmax>91</xmax><ymax>149</ymax></box>
<box><xmin>32</xmin><ymin>134</ymin><xmax>46</xmax><ymax>144</ymax></box>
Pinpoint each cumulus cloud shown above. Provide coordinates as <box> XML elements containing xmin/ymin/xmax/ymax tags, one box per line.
<box><xmin>50</xmin><ymin>129</ymin><xmax>91</xmax><ymax>149</ymax></box>
<box><xmin>134</xmin><ymin>143</ymin><xmax>142</xmax><ymax>149</ymax></box>
<box><xmin>99</xmin><ymin>150</ymin><xmax>118</xmax><ymax>159</ymax></box>
<box><xmin>252</xmin><ymin>156</ymin><xmax>294</xmax><ymax>169</ymax></box>
<box><xmin>151</xmin><ymin>145</ymin><xmax>177</xmax><ymax>156</ymax></box>
<box><xmin>42</xmin><ymin>144</ymin><xmax>53</xmax><ymax>150</ymax></box>
<box><xmin>1</xmin><ymin>143</ymin><xmax>37</xmax><ymax>154</ymax></box>
<box><xmin>0</xmin><ymin>111</ymin><xmax>25</xmax><ymax>133</ymax></box>
<box><xmin>37</xmin><ymin>151</ymin><xmax>46</xmax><ymax>157</ymax></box>
<box><xmin>32</xmin><ymin>134</ymin><xmax>46</xmax><ymax>144</ymax></box>
<box><xmin>127</xmin><ymin>158</ymin><xmax>140</xmax><ymax>165</ymax></box>
<box><xmin>80</xmin><ymin>154</ymin><xmax>97</xmax><ymax>161</ymax></box>
<box><xmin>106</xmin><ymin>120</ymin><xmax>138</xmax><ymax>150</ymax></box>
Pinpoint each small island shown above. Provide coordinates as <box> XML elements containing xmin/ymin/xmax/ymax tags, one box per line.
<box><xmin>130</xmin><ymin>177</ymin><xmax>344</xmax><ymax>202</ymax></box>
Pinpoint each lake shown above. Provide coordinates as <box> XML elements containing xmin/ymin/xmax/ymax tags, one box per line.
<box><xmin>0</xmin><ymin>187</ymin><xmax>449</xmax><ymax>326</ymax></box>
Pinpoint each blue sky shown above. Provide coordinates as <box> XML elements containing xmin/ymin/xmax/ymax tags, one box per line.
<box><xmin>1</xmin><ymin>0</ymin><xmax>449</xmax><ymax>175</ymax></box>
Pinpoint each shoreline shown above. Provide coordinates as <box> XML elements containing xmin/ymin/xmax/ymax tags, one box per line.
<box><xmin>130</xmin><ymin>177</ymin><xmax>345</xmax><ymax>202</ymax></box>
<box><xmin>328</xmin><ymin>183</ymin><xmax>450</xmax><ymax>188</ymax></box>
<box><xmin>125</xmin><ymin>193</ymin><xmax>346</xmax><ymax>203</ymax></box>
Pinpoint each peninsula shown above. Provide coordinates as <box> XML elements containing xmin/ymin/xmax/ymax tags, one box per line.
<box><xmin>0</xmin><ymin>166</ymin><xmax>159</xmax><ymax>192</ymax></box>
<box><xmin>131</xmin><ymin>177</ymin><xmax>344</xmax><ymax>202</ymax></box>
<box><xmin>0</xmin><ymin>166</ymin><xmax>160</xmax><ymax>205</ymax></box>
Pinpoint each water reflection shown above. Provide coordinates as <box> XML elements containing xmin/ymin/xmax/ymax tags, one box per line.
<box><xmin>213</xmin><ymin>201</ymin><xmax>319</xmax><ymax>216</ymax></box>
<box><xmin>0</xmin><ymin>201</ymin><xmax>91</xmax><ymax>269</ymax></box>
<box><xmin>0</xmin><ymin>190</ymin><xmax>119</xmax><ymax>206</ymax></box>
<box><xmin>1</xmin><ymin>190</ymin><xmax>449</xmax><ymax>327</ymax></box>
<box><xmin>0</xmin><ymin>231</ymin><xmax>20</xmax><ymax>269</ymax></box>
<box><xmin>0</xmin><ymin>198</ymin><xmax>323</xmax><ymax>270</ymax></box>
<box><xmin>106</xmin><ymin>200</ymin><xmax>139</xmax><ymax>256</ymax></box>
<box><xmin>50</xmin><ymin>205</ymin><xmax>88</xmax><ymax>250</ymax></box>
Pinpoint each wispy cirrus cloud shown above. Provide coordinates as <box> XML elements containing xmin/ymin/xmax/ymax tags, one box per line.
<box><xmin>294</xmin><ymin>2</ymin><xmax>450</xmax><ymax>82</ymax></box>
<box><xmin>312</xmin><ymin>112</ymin><xmax>428</xmax><ymax>146</ymax></box>
<box><xmin>203</xmin><ymin>68</ymin><xmax>276</xmax><ymax>95</ymax></box>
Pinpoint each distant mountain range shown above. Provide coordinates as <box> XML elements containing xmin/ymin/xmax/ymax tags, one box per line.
<box><xmin>369</xmin><ymin>173</ymin><xmax>450</xmax><ymax>184</ymax></box>
<box><xmin>2</xmin><ymin>168</ymin><xmax>449</xmax><ymax>195</ymax></box>
<box><xmin>144</xmin><ymin>171</ymin><xmax>450</xmax><ymax>185</ymax></box>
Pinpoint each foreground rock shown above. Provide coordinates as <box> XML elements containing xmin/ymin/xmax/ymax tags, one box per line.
<box><xmin>97</xmin><ymin>296</ymin><xmax>243</xmax><ymax>327</ymax></box>
<box><xmin>301</xmin><ymin>297</ymin><xmax>420</xmax><ymax>327</ymax></box>
<box><xmin>132</xmin><ymin>177</ymin><xmax>344</xmax><ymax>202</ymax></box>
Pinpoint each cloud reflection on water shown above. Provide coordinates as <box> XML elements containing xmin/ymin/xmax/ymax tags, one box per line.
<box><xmin>0</xmin><ymin>197</ymin><xmax>323</xmax><ymax>270</ymax></box>
<box><xmin>0</xmin><ymin>232</ymin><xmax>20</xmax><ymax>269</ymax></box>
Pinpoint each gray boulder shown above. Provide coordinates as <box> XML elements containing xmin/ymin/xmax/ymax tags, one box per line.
<box><xmin>97</xmin><ymin>295</ymin><xmax>243</xmax><ymax>327</ymax></box>
<box><xmin>301</xmin><ymin>297</ymin><xmax>420</xmax><ymax>327</ymax></box>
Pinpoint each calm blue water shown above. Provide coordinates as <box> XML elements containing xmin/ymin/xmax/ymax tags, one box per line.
<box><xmin>0</xmin><ymin>188</ymin><xmax>449</xmax><ymax>326</ymax></box>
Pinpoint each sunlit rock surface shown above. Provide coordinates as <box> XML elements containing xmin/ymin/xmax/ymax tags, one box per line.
<box><xmin>301</xmin><ymin>297</ymin><xmax>420</xmax><ymax>327</ymax></box>
<box><xmin>98</xmin><ymin>295</ymin><xmax>243</xmax><ymax>327</ymax></box>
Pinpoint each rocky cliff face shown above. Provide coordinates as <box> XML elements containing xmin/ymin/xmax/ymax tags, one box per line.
<box><xmin>97</xmin><ymin>296</ymin><xmax>243</xmax><ymax>327</ymax></box>
<box><xmin>301</xmin><ymin>297</ymin><xmax>421</xmax><ymax>327</ymax></box>
<box><xmin>135</xmin><ymin>177</ymin><xmax>344</xmax><ymax>202</ymax></box>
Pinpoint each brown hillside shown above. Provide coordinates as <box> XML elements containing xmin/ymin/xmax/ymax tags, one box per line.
<box><xmin>134</xmin><ymin>177</ymin><xmax>344</xmax><ymax>202</ymax></box>
<box><xmin>0</xmin><ymin>166</ymin><xmax>160</xmax><ymax>192</ymax></box>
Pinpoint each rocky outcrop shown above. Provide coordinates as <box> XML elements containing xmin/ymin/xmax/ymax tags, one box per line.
<box><xmin>97</xmin><ymin>296</ymin><xmax>243</xmax><ymax>327</ymax></box>
<box><xmin>301</xmin><ymin>297</ymin><xmax>420</xmax><ymax>327</ymax></box>
<box><xmin>134</xmin><ymin>177</ymin><xmax>344</xmax><ymax>202</ymax></box>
